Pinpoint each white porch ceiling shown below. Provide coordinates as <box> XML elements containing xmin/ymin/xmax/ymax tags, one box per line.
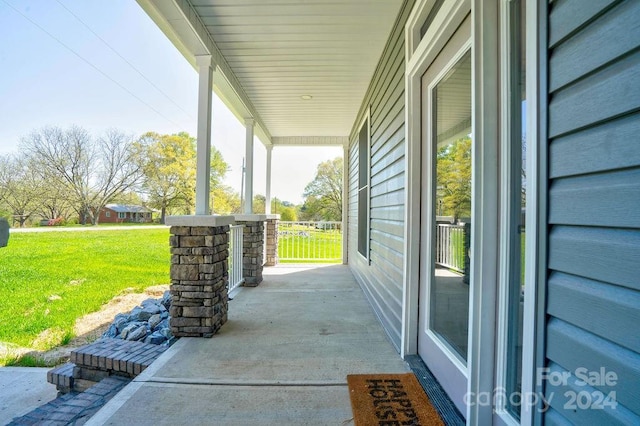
<box><xmin>137</xmin><ymin>0</ymin><xmax>404</xmax><ymax>146</ymax></box>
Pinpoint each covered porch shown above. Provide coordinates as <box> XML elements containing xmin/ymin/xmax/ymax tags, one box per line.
<box><xmin>98</xmin><ymin>0</ymin><xmax>430</xmax><ymax>423</ymax></box>
<box><xmin>134</xmin><ymin>0</ymin><xmax>404</xmax><ymax>245</ymax></box>
<box><xmin>87</xmin><ymin>264</ymin><xmax>408</xmax><ymax>425</ymax></box>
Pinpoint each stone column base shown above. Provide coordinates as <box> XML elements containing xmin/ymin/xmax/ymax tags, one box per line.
<box><xmin>237</xmin><ymin>220</ymin><xmax>264</xmax><ymax>286</ymax></box>
<box><xmin>169</xmin><ymin>225</ymin><xmax>229</xmax><ymax>337</ymax></box>
<box><xmin>265</xmin><ymin>218</ymin><xmax>279</xmax><ymax>267</ymax></box>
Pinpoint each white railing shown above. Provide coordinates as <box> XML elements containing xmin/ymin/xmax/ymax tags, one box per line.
<box><xmin>435</xmin><ymin>223</ymin><xmax>467</xmax><ymax>273</ymax></box>
<box><xmin>228</xmin><ymin>224</ymin><xmax>244</xmax><ymax>292</ymax></box>
<box><xmin>278</xmin><ymin>221</ymin><xmax>342</xmax><ymax>263</ymax></box>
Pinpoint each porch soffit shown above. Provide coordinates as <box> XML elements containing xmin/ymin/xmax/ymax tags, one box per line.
<box><xmin>137</xmin><ymin>0</ymin><xmax>404</xmax><ymax>146</ymax></box>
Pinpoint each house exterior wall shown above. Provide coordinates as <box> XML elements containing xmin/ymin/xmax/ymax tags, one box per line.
<box><xmin>349</xmin><ymin>0</ymin><xmax>640</xmax><ymax>421</ymax></box>
<box><xmin>99</xmin><ymin>209</ymin><xmax>119</xmax><ymax>224</ymax></box>
<box><xmin>348</xmin><ymin>0</ymin><xmax>415</xmax><ymax>351</ymax></box>
<box><xmin>542</xmin><ymin>0</ymin><xmax>640</xmax><ymax>423</ymax></box>
<box><xmin>99</xmin><ymin>208</ymin><xmax>153</xmax><ymax>224</ymax></box>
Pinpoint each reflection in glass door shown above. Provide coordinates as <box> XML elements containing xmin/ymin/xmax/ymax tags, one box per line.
<box><xmin>503</xmin><ymin>0</ymin><xmax>527</xmax><ymax>418</ymax></box>
<box><xmin>418</xmin><ymin>14</ymin><xmax>471</xmax><ymax>414</ymax></box>
<box><xmin>430</xmin><ymin>50</ymin><xmax>472</xmax><ymax>361</ymax></box>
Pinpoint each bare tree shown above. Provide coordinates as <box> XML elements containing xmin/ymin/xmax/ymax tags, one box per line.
<box><xmin>22</xmin><ymin>126</ymin><xmax>93</xmax><ymax>223</ymax></box>
<box><xmin>21</xmin><ymin>126</ymin><xmax>144</xmax><ymax>225</ymax></box>
<box><xmin>0</xmin><ymin>154</ymin><xmax>44</xmax><ymax>227</ymax></box>
<box><xmin>86</xmin><ymin>129</ymin><xmax>144</xmax><ymax>224</ymax></box>
<box><xmin>35</xmin><ymin>166</ymin><xmax>74</xmax><ymax>222</ymax></box>
<box><xmin>0</xmin><ymin>155</ymin><xmax>8</xmax><ymax>204</ymax></box>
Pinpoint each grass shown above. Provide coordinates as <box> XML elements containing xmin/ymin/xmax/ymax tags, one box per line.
<box><xmin>3</xmin><ymin>354</ymin><xmax>52</xmax><ymax>367</ymax></box>
<box><xmin>449</xmin><ymin>229</ymin><xmax>466</xmax><ymax>269</ymax></box>
<box><xmin>278</xmin><ymin>225</ymin><xmax>342</xmax><ymax>263</ymax></box>
<box><xmin>0</xmin><ymin>223</ymin><xmax>342</xmax><ymax>366</ymax></box>
<box><xmin>0</xmin><ymin>228</ymin><xmax>170</xmax><ymax>355</ymax></box>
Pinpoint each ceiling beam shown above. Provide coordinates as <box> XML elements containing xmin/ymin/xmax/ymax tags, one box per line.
<box><xmin>271</xmin><ymin>136</ymin><xmax>349</xmax><ymax>146</ymax></box>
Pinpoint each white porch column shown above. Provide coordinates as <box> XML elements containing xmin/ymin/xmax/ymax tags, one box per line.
<box><xmin>195</xmin><ymin>55</ymin><xmax>214</xmax><ymax>215</ymax></box>
<box><xmin>265</xmin><ymin>145</ymin><xmax>273</xmax><ymax>214</ymax></box>
<box><xmin>244</xmin><ymin>118</ymin><xmax>255</xmax><ymax>214</ymax></box>
<box><xmin>342</xmin><ymin>144</ymin><xmax>349</xmax><ymax>265</ymax></box>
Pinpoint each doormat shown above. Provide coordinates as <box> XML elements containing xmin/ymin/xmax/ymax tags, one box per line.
<box><xmin>347</xmin><ymin>373</ymin><xmax>444</xmax><ymax>426</ymax></box>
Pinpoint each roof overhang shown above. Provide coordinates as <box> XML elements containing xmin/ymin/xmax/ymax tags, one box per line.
<box><xmin>137</xmin><ymin>0</ymin><xmax>273</xmax><ymax>145</ymax></box>
<box><xmin>136</xmin><ymin>0</ymin><xmax>404</xmax><ymax>147</ymax></box>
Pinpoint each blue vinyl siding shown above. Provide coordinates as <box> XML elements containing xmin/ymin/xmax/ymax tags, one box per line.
<box><xmin>347</xmin><ymin>0</ymin><xmax>414</xmax><ymax>351</ymax></box>
<box><xmin>544</xmin><ymin>0</ymin><xmax>640</xmax><ymax>423</ymax></box>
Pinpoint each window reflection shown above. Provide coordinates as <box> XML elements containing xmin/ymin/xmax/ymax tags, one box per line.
<box><xmin>430</xmin><ymin>50</ymin><xmax>472</xmax><ymax>361</ymax></box>
<box><xmin>505</xmin><ymin>0</ymin><xmax>526</xmax><ymax>419</ymax></box>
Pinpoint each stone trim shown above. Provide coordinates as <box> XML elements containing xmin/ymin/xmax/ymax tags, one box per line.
<box><xmin>165</xmin><ymin>215</ymin><xmax>235</xmax><ymax>227</ymax></box>
<box><xmin>169</xmin><ymin>225</ymin><xmax>229</xmax><ymax>337</ymax></box>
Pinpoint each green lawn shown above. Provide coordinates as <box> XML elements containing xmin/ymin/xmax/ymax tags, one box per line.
<box><xmin>278</xmin><ymin>226</ymin><xmax>342</xmax><ymax>263</ymax></box>
<box><xmin>0</xmin><ymin>228</ymin><xmax>170</xmax><ymax>353</ymax></box>
<box><xmin>449</xmin><ymin>228</ymin><xmax>466</xmax><ymax>270</ymax></box>
<box><xmin>0</xmin><ymin>224</ymin><xmax>342</xmax><ymax>365</ymax></box>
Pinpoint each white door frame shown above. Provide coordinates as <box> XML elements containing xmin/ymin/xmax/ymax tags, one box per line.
<box><xmin>519</xmin><ymin>0</ymin><xmax>547</xmax><ymax>424</ymax></box>
<box><xmin>402</xmin><ymin>0</ymin><xmax>500</xmax><ymax>423</ymax></box>
<box><xmin>402</xmin><ymin>0</ymin><xmax>470</xmax><ymax>360</ymax></box>
<box><xmin>419</xmin><ymin>35</ymin><xmax>472</xmax><ymax>416</ymax></box>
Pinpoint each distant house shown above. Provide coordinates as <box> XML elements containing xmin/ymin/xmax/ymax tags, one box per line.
<box><xmin>99</xmin><ymin>204</ymin><xmax>154</xmax><ymax>223</ymax></box>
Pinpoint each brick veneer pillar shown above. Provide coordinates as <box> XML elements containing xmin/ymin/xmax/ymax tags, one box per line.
<box><xmin>236</xmin><ymin>220</ymin><xmax>264</xmax><ymax>286</ymax></box>
<box><xmin>169</xmin><ymin>225</ymin><xmax>229</xmax><ymax>337</ymax></box>
<box><xmin>265</xmin><ymin>218</ymin><xmax>279</xmax><ymax>267</ymax></box>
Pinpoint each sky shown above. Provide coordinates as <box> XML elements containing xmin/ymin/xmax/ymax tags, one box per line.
<box><xmin>0</xmin><ymin>0</ymin><xmax>342</xmax><ymax>205</ymax></box>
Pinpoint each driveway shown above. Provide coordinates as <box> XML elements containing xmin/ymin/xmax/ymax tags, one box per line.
<box><xmin>10</xmin><ymin>225</ymin><xmax>168</xmax><ymax>233</ymax></box>
<box><xmin>0</xmin><ymin>367</ymin><xmax>57</xmax><ymax>424</ymax></box>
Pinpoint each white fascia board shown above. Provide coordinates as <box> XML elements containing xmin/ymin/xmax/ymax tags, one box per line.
<box><xmin>136</xmin><ymin>0</ymin><xmax>208</xmax><ymax>65</ymax></box>
<box><xmin>233</xmin><ymin>214</ymin><xmax>280</xmax><ymax>222</ymax></box>
<box><xmin>271</xmin><ymin>136</ymin><xmax>349</xmax><ymax>146</ymax></box>
<box><xmin>136</xmin><ymin>0</ymin><xmax>272</xmax><ymax>146</ymax></box>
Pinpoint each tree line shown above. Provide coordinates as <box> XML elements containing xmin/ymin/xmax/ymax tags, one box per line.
<box><xmin>0</xmin><ymin>125</ymin><xmax>344</xmax><ymax>227</ymax></box>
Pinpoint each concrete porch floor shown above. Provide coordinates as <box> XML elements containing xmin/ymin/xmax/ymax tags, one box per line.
<box><xmin>87</xmin><ymin>264</ymin><xmax>409</xmax><ymax>425</ymax></box>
